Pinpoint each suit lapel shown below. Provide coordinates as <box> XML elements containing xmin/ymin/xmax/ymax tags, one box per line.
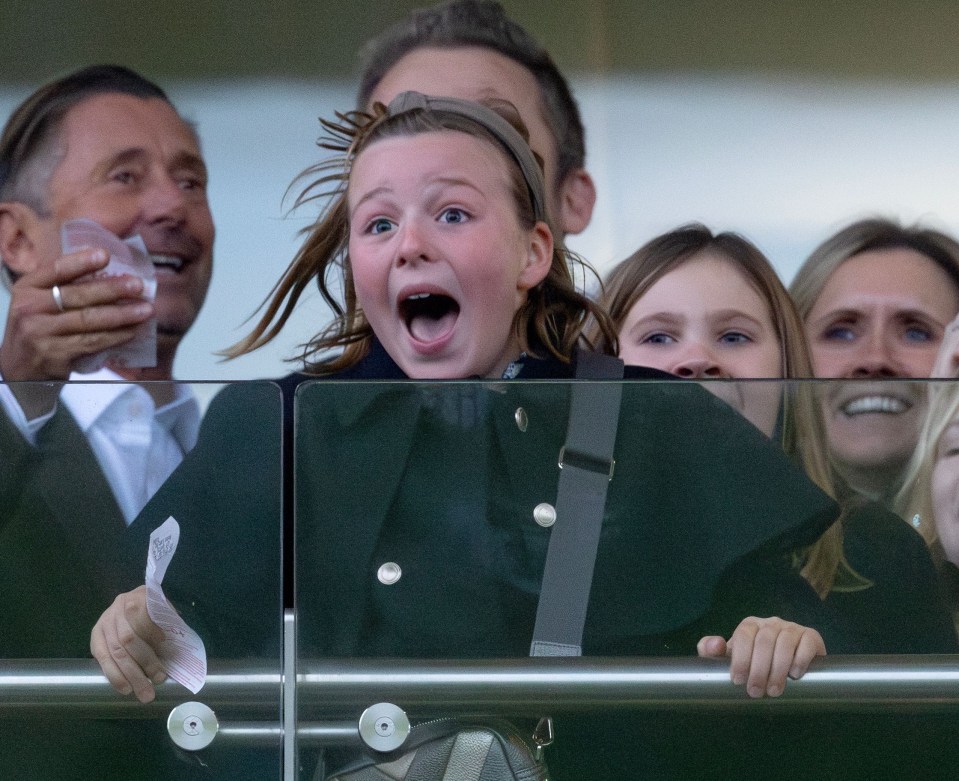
<box><xmin>33</xmin><ymin>406</ymin><xmax>140</xmax><ymax>596</ymax></box>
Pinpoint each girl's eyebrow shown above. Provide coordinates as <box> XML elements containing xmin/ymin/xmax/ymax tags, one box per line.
<box><xmin>626</xmin><ymin>311</ymin><xmax>684</xmax><ymax>339</ymax></box>
<box><xmin>350</xmin><ymin>177</ymin><xmax>488</xmax><ymax>219</ymax></box>
<box><xmin>350</xmin><ymin>185</ymin><xmax>393</xmax><ymax>217</ymax></box>
<box><xmin>627</xmin><ymin>309</ymin><xmax>764</xmax><ymax>339</ymax></box>
<box><xmin>709</xmin><ymin>309</ymin><xmax>766</xmax><ymax>326</ymax></box>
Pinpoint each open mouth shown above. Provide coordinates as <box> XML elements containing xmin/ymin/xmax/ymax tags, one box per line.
<box><xmin>399</xmin><ymin>292</ymin><xmax>460</xmax><ymax>343</ymax></box>
<box><xmin>841</xmin><ymin>395</ymin><xmax>911</xmax><ymax>417</ymax></box>
<box><xmin>149</xmin><ymin>254</ymin><xmax>185</xmax><ymax>272</ymax></box>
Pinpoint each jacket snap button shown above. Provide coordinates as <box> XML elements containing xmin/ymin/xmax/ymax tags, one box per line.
<box><xmin>533</xmin><ymin>503</ymin><xmax>556</xmax><ymax>527</ymax></box>
<box><xmin>377</xmin><ymin>562</ymin><xmax>402</xmax><ymax>584</ymax></box>
<box><xmin>514</xmin><ymin>407</ymin><xmax>528</xmax><ymax>432</ymax></box>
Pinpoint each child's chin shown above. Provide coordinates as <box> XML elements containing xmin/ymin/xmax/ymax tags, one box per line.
<box><xmin>400</xmin><ymin>351</ymin><xmax>486</xmax><ymax>380</ymax></box>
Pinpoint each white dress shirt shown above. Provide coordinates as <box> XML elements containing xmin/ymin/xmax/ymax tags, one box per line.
<box><xmin>0</xmin><ymin>367</ymin><xmax>200</xmax><ymax>524</ymax></box>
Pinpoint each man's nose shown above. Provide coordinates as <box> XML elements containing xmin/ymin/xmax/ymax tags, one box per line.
<box><xmin>142</xmin><ymin>173</ymin><xmax>188</xmax><ymax>225</ymax></box>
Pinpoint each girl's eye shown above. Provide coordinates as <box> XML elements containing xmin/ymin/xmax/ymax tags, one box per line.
<box><xmin>719</xmin><ymin>331</ymin><xmax>751</xmax><ymax>345</ymax></box>
<box><xmin>439</xmin><ymin>208</ymin><xmax>468</xmax><ymax>224</ymax></box>
<box><xmin>369</xmin><ymin>218</ymin><xmax>394</xmax><ymax>235</ymax></box>
<box><xmin>642</xmin><ymin>332</ymin><xmax>675</xmax><ymax>345</ymax></box>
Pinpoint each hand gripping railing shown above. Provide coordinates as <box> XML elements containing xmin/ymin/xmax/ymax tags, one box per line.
<box><xmin>5</xmin><ymin>655</ymin><xmax>959</xmax><ymax>778</ymax></box>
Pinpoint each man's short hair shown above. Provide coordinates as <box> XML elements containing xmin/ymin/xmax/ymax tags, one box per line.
<box><xmin>357</xmin><ymin>0</ymin><xmax>586</xmax><ymax>185</ymax></box>
<box><xmin>0</xmin><ymin>65</ymin><xmax>170</xmax><ymax>214</ymax></box>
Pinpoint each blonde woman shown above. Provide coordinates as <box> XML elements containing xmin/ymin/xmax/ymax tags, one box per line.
<box><xmin>790</xmin><ymin>218</ymin><xmax>959</xmax><ymax>500</ymax></box>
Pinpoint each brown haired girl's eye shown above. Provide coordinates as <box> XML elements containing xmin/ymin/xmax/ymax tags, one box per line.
<box><xmin>719</xmin><ymin>331</ymin><xmax>751</xmax><ymax>345</ymax></box>
<box><xmin>369</xmin><ymin>218</ymin><xmax>394</xmax><ymax>235</ymax></box>
<box><xmin>642</xmin><ymin>332</ymin><xmax>674</xmax><ymax>345</ymax></box>
<box><xmin>439</xmin><ymin>207</ymin><xmax>468</xmax><ymax>225</ymax></box>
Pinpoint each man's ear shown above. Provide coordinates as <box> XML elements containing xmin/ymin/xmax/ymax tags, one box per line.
<box><xmin>0</xmin><ymin>201</ymin><xmax>44</xmax><ymax>276</ymax></box>
<box><xmin>556</xmin><ymin>168</ymin><xmax>597</xmax><ymax>237</ymax></box>
<box><xmin>518</xmin><ymin>221</ymin><xmax>554</xmax><ymax>292</ymax></box>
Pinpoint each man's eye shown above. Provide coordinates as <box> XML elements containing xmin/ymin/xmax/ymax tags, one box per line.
<box><xmin>178</xmin><ymin>175</ymin><xmax>206</xmax><ymax>192</ymax></box>
<box><xmin>439</xmin><ymin>208</ymin><xmax>467</xmax><ymax>224</ymax></box>
<box><xmin>369</xmin><ymin>218</ymin><xmax>394</xmax><ymax>235</ymax></box>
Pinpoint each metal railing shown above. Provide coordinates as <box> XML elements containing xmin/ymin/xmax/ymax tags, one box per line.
<box><xmin>6</xmin><ymin>655</ymin><xmax>959</xmax><ymax>716</ymax></box>
<box><xmin>5</xmin><ymin>654</ymin><xmax>959</xmax><ymax>777</ymax></box>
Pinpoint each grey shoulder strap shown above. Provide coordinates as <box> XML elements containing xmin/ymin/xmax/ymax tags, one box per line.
<box><xmin>530</xmin><ymin>350</ymin><xmax>625</xmax><ymax>656</ymax></box>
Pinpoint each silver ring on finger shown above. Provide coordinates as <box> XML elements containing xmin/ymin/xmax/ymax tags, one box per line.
<box><xmin>51</xmin><ymin>284</ymin><xmax>65</xmax><ymax>313</ymax></box>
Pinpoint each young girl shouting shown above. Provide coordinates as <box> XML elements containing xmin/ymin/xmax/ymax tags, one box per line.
<box><xmin>92</xmin><ymin>94</ymin><xmax>842</xmax><ymax>778</ymax></box>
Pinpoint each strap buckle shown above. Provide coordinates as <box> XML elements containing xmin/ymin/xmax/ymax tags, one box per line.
<box><xmin>557</xmin><ymin>446</ymin><xmax>615</xmax><ymax>481</ymax></box>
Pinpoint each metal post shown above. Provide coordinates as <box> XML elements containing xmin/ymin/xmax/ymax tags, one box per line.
<box><xmin>283</xmin><ymin>609</ymin><xmax>296</xmax><ymax>781</ymax></box>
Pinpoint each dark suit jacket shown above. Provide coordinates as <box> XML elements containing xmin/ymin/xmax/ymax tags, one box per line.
<box><xmin>0</xmin><ymin>394</ymin><xmax>231</xmax><ymax>780</ymax></box>
<box><xmin>0</xmin><ymin>401</ymin><xmax>141</xmax><ymax>658</ymax></box>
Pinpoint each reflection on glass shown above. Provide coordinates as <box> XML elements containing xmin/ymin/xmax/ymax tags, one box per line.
<box><xmin>0</xmin><ymin>380</ymin><xmax>283</xmax><ymax>779</ymax></box>
<box><xmin>820</xmin><ymin>378</ymin><xmax>928</xmax><ymax>501</ymax></box>
<box><xmin>294</xmin><ymin>379</ymin><xmax>958</xmax><ymax>779</ymax></box>
<box><xmin>896</xmin><ymin>381</ymin><xmax>959</xmax><ymax>635</ymax></box>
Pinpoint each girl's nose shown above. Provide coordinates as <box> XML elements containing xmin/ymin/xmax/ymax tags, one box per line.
<box><xmin>394</xmin><ymin>221</ymin><xmax>431</xmax><ymax>267</ymax></box>
<box><xmin>671</xmin><ymin>345</ymin><xmax>724</xmax><ymax>379</ymax></box>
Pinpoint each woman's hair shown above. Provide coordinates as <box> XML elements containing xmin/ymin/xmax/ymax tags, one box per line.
<box><xmin>596</xmin><ymin>223</ymin><xmax>846</xmax><ymax>596</ymax></box>
<box><xmin>894</xmin><ymin>382</ymin><xmax>959</xmax><ymax>559</ymax></box>
<box><xmin>790</xmin><ymin>217</ymin><xmax>959</xmax><ymax>320</ymax></box>
<box><xmin>225</xmin><ymin>93</ymin><xmax>615</xmax><ymax>372</ymax></box>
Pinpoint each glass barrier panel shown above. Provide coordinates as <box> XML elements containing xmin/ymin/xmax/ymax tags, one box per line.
<box><xmin>0</xmin><ymin>380</ymin><xmax>283</xmax><ymax>780</ymax></box>
<box><xmin>295</xmin><ymin>378</ymin><xmax>959</xmax><ymax>780</ymax></box>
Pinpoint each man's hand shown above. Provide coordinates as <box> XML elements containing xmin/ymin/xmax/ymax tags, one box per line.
<box><xmin>0</xmin><ymin>247</ymin><xmax>153</xmax><ymax>418</ymax></box>
<box><xmin>697</xmin><ymin>616</ymin><xmax>826</xmax><ymax>698</ymax></box>
<box><xmin>90</xmin><ymin>586</ymin><xmax>167</xmax><ymax>703</ymax></box>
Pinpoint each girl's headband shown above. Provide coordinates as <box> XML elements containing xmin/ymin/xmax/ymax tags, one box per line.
<box><xmin>385</xmin><ymin>91</ymin><xmax>548</xmax><ymax>224</ymax></box>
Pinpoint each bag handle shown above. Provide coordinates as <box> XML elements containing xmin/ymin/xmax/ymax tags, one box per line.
<box><xmin>530</xmin><ymin>350</ymin><xmax>625</xmax><ymax>657</ymax></box>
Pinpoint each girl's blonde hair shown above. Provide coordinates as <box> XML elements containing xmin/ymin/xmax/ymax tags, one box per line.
<box><xmin>225</xmin><ymin>94</ymin><xmax>616</xmax><ymax>371</ymax></box>
<box><xmin>894</xmin><ymin>382</ymin><xmax>959</xmax><ymax>559</ymax></box>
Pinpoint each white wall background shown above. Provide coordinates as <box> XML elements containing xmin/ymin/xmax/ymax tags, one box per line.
<box><xmin>3</xmin><ymin>75</ymin><xmax>958</xmax><ymax>382</ymax></box>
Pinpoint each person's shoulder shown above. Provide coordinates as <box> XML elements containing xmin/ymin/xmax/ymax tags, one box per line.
<box><xmin>841</xmin><ymin>500</ymin><xmax>939</xmax><ymax>579</ymax></box>
<box><xmin>294</xmin><ymin>340</ymin><xmax>407</xmax><ymax>381</ymax></box>
<box><xmin>845</xmin><ymin>501</ymin><xmax>926</xmax><ymax>546</ymax></box>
